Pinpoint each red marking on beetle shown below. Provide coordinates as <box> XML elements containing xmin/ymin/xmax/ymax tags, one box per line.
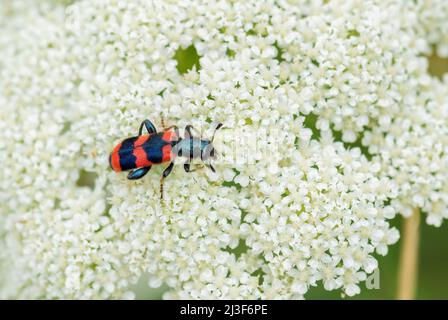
<box><xmin>162</xmin><ymin>130</ymin><xmax>177</xmax><ymax>142</ymax></box>
<box><xmin>134</xmin><ymin>135</ymin><xmax>149</xmax><ymax>147</ymax></box>
<box><xmin>111</xmin><ymin>142</ymin><xmax>122</xmax><ymax>172</ymax></box>
<box><xmin>134</xmin><ymin>147</ymin><xmax>152</xmax><ymax>168</ymax></box>
<box><xmin>133</xmin><ymin>135</ymin><xmax>152</xmax><ymax>168</ymax></box>
<box><xmin>162</xmin><ymin>144</ymin><xmax>173</xmax><ymax>162</ymax></box>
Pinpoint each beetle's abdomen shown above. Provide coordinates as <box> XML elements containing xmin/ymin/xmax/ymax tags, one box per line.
<box><xmin>110</xmin><ymin>136</ymin><xmax>142</xmax><ymax>172</ymax></box>
<box><xmin>110</xmin><ymin>131</ymin><xmax>177</xmax><ymax>172</ymax></box>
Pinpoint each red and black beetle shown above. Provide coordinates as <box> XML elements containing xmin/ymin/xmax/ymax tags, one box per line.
<box><xmin>110</xmin><ymin>119</ymin><xmax>222</xmax><ymax>198</ymax></box>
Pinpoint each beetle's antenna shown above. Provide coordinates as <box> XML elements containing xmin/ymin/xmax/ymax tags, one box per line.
<box><xmin>211</xmin><ymin>123</ymin><xmax>223</xmax><ymax>142</ymax></box>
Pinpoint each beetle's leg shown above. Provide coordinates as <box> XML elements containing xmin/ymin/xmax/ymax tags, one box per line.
<box><xmin>183</xmin><ymin>160</ymin><xmax>200</xmax><ymax>173</ymax></box>
<box><xmin>184</xmin><ymin>161</ymin><xmax>191</xmax><ymax>173</ymax></box>
<box><xmin>160</xmin><ymin>178</ymin><xmax>164</xmax><ymax>201</ymax></box>
<box><xmin>162</xmin><ymin>162</ymin><xmax>175</xmax><ymax>178</ymax></box>
<box><xmin>185</xmin><ymin>125</ymin><xmax>202</xmax><ymax>139</ymax></box>
<box><xmin>185</xmin><ymin>125</ymin><xmax>193</xmax><ymax>139</ymax></box>
<box><xmin>205</xmin><ymin>162</ymin><xmax>216</xmax><ymax>173</ymax></box>
<box><xmin>127</xmin><ymin>166</ymin><xmax>151</xmax><ymax>180</ymax></box>
<box><xmin>139</xmin><ymin>119</ymin><xmax>157</xmax><ymax>135</ymax></box>
<box><xmin>160</xmin><ymin>162</ymin><xmax>175</xmax><ymax>200</ymax></box>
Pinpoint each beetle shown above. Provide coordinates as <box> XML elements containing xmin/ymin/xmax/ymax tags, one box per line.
<box><xmin>109</xmin><ymin>119</ymin><xmax>223</xmax><ymax>199</ymax></box>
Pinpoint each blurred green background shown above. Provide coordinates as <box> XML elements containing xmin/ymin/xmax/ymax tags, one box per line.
<box><xmin>130</xmin><ymin>49</ymin><xmax>448</xmax><ymax>300</ymax></box>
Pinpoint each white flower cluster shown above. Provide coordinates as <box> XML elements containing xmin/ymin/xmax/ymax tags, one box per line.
<box><xmin>416</xmin><ymin>0</ymin><xmax>448</xmax><ymax>57</ymax></box>
<box><xmin>366</xmin><ymin>75</ymin><xmax>448</xmax><ymax>227</ymax></box>
<box><xmin>362</xmin><ymin>1</ymin><xmax>448</xmax><ymax>226</ymax></box>
<box><xmin>0</xmin><ymin>0</ymin><xmax>446</xmax><ymax>299</ymax></box>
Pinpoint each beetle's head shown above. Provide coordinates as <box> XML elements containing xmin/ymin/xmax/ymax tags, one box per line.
<box><xmin>200</xmin><ymin>140</ymin><xmax>216</xmax><ymax>160</ymax></box>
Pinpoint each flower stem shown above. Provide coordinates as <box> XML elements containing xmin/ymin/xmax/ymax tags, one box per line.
<box><xmin>397</xmin><ymin>208</ymin><xmax>420</xmax><ymax>300</ymax></box>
